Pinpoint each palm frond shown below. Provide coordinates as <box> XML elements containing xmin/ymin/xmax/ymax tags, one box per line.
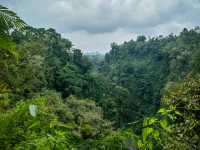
<box><xmin>0</xmin><ymin>5</ymin><xmax>24</xmax><ymax>58</ymax></box>
<box><xmin>0</xmin><ymin>5</ymin><xmax>26</xmax><ymax>33</ymax></box>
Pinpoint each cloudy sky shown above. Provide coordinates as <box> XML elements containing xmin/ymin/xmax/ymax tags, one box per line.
<box><xmin>1</xmin><ymin>0</ymin><xmax>200</xmax><ymax>53</ymax></box>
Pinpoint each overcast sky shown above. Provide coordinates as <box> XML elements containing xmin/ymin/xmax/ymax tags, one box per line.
<box><xmin>1</xmin><ymin>0</ymin><xmax>200</xmax><ymax>53</ymax></box>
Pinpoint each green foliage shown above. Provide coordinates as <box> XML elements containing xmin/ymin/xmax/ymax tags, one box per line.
<box><xmin>0</xmin><ymin>4</ymin><xmax>26</xmax><ymax>60</ymax></box>
<box><xmin>0</xmin><ymin>91</ymin><xmax>71</xmax><ymax>149</ymax></box>
<box><xmin>0</xmin><ymin>35</ymin><xmax>17</xmax><ymax>55</ymax></box>
<box><xmin>0</xmin><ymin>5</ymin><xmax>26</xmax><ymax>33</ymax></box>
<box><xmin>9</xmin><ymin>27</ymin><xmax>94</xmax><ymax>99</ymax></box>
<box><xmin>138</xmin><ymin>75</ymin><xmax>200</xmax><ymax>150</ymax></box>
<box><xmin>160</xmin><ymin>75</ymin><xmax>200</xmax><ymax>149</ymax></box>
<box><xmin>0</xmin><ymin>91</ymin><xmax>114</xmax><ymax>149</ymax></box>
<box><xmin>101</xmin><ymin>27</ymin><xmax>200</xmax><ymax>127</ymax></box>
<box><xmin>1</xmin><ymin>5</ymin><xmax>200</xmax><ymax>149</ymax></box>
<box><xmin>86</xmin><ymin>52</ymin><xmax>104</xmax><ymax>69</ymax></box>
<box><xmin>92</xmin><ymin>129</ymin><xmax>138</xmax><ymax>150</ymax></box>
<box><xmin>0</xmin><ymin>5</ymin><xmax>26</xmax><ymax>94</ymax></box>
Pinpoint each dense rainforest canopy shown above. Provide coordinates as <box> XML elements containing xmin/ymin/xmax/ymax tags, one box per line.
<box><xmin>0</xmin><ymin>5</ymin><xmax>200</xmax><ymax>150</ymax></box>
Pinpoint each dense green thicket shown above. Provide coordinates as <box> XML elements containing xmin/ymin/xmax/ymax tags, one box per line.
<box><xmin>100</xmin><ymin>30</ymin><xmax>200</xmax><ymax>125</ymax></box>
<box><xmin>9</xmin><ymin>26</ymin><xmax>132</xmax><ymax>128</ymax></box>
<box><xmin>137</xmin><ymin>75</ymin><xmax>200</xmax><ymax>150</ymax></box>
<box><xmin>0</xmin><ymin>5</ymin><xmax>200</xmax><ymax>150</ymax></box>
<box><xmin>0</xmin><ymin>92</ymin><xmax>115</xmax><ymax>149</ymax></box>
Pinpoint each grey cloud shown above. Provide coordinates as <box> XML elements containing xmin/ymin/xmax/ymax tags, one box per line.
<box><xmin>1</xmin><ymin>0</ymin><xmax>200</xmax><ymax>52</ymax></box>
<box><xmin>2</xmin><ymin>0</ymin><xmax>200</xmax><ymax>33</ymax></box>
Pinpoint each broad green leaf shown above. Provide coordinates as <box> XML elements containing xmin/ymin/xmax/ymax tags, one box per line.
<box><xmin>160</xmin><ymin>119</ymin><xmax>171</xmax><ymax>132</ymax></box>
<box><xmin>147</xmin><ymin>141</ymin><xmax>153</xmax><ymax>150</ymax></box>
<box><xmin>28</xmin><ymin>121</ymin><xmax>40</xmax><ymax>129</ymax></box>
<box><xmin>143</xmin><ymin>117</ymin><xmax>157</xmax><ymax>126</ymax></box>
<box><xmin>175</xmin><ymin>110</ymin><xmax>182</xmax><ymax>116</ymax></box>
<box><xmin>142</xmin><ymin>127</ymin><xmax>154</xmax><ymax>141</ymax></box>
<box><xmin>153</xmin><ymin>130</ymin><xmax>160</xmax><ymax>140</ymax></box>
<box><xmin>137</xmin><ymin>139</ymin><xmax>144</xmax><ymax>148</ymax></box>
<box><xmin>148</xmin><ymin>117</ymin><xmax>157</xmax><ymax>125</ymax></box>
<box><xmin>158</xmin><ymin>108</ymin><xmax>168</xmax><ymax>115</ymax></box>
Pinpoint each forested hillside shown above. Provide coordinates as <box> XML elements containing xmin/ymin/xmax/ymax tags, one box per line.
<box><xmin>0</xmin><ymin>5</ymin><xmax>199</xmax><ymax>150</ymax></box>
<box><xmin>101</xmin><ymin>31</ymin><xmax>200</xmax><ymax>126</ymax></box>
